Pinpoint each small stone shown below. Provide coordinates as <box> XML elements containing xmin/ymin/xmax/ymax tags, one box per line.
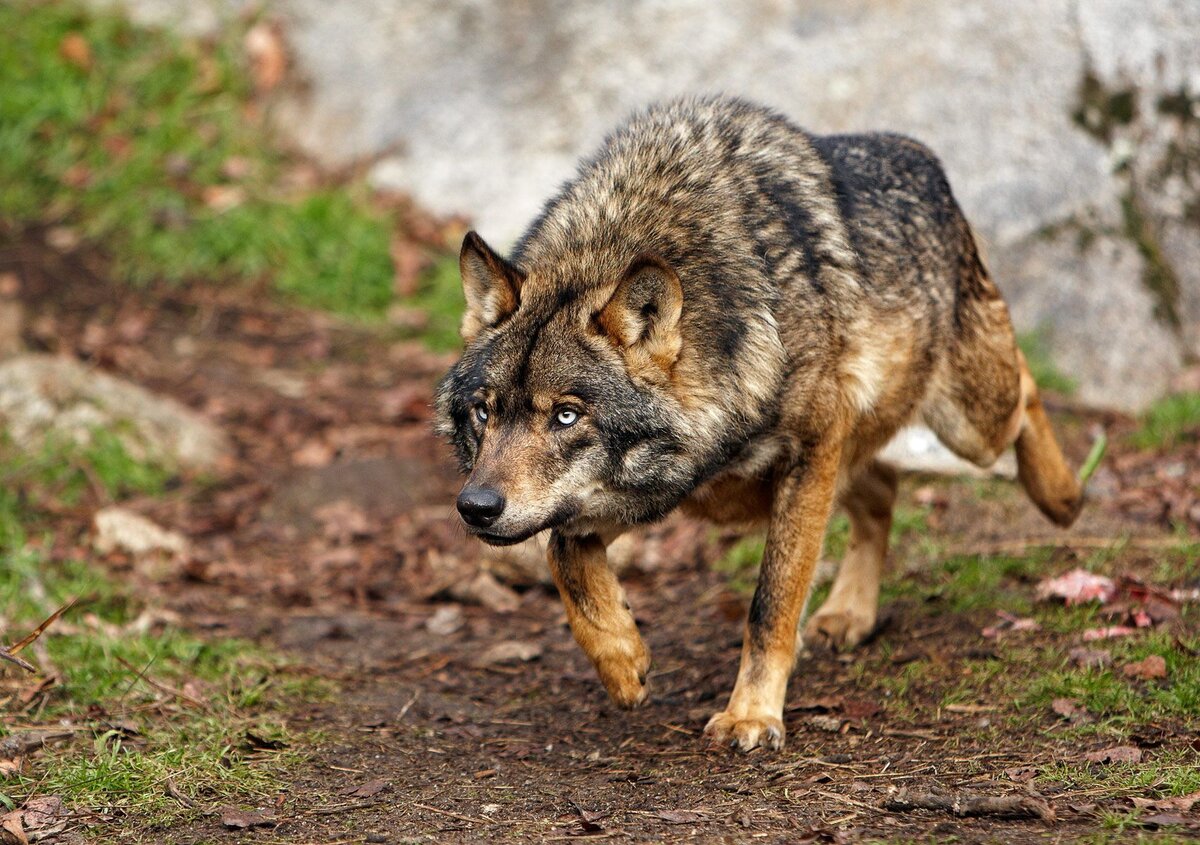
<box><xmin>94</xmin><ymin>507</ymin><xmax>189</xmax><ymax>559</ymax></box>
<box><xmin>425</xmin><ymin>604</ymin><xmax>464</xmax><ymax>636</ymax></box>
<box><xmin>473</xmin><ymin>640</ymin><xmax>543</xmax><ymax>666</ymax></box>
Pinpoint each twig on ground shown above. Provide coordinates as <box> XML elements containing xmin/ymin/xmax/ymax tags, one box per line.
<box><xmin>883</xmin><ymin>787</ymin><xmax>1055</xmax><ymax>822</ymax></box>
<box><xmin>2</xmin><ymin>599</ymin><xmax>77</xmax><ymax>673</ymax></box>
<box><xmin>5</xmin><ymin>599</ymin><xmax>77</xmax><ymax>655</ymax></box>
<box><xmin>412</xmin><ymin>803</ymin><xmax>490</xmax><ymax>825</ymax></box>
<box><xmin>113</xmin><ymin>655</ymin><xmax>208</xmax><ymax>709</ymax></box>
<box><xmin>395</xmin><ymin>689</ymin><xmax>420</xmax><ymax>723</ymax></box>
<box><xmin>0</xmin><ymin>645</ymin><xmax>36</xmax><ymax>673</ymax></box>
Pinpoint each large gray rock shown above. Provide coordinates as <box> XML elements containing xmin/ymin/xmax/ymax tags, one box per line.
<box><xmin>0</xmin><ymin>354</ymin><xmax>232</xmax><ymax>473</ymax></box>
<box><xmin>88</xmin><ymin>0</ymin><xmax>1200</xmax><ymax>410</ymax></box>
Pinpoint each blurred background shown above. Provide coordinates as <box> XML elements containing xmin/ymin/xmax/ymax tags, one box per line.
<box><xmin>0</xmin><ymin>2</ymin><xmax>1198</xmax><ymax>841</ymax></box>
<box><xmin>83</xmin><ymin>0</ymin><xmax>1200</xmax><ymax>410</ymax></box>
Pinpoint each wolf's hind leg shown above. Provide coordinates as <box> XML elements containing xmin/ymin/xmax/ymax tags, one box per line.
<box><xmin>923</xmin><ymin>288</ymin><xmax>1082</xmax><ymax>527</ymax></box>
<box><xmin>804</xmin><ymin>459</ymin><xmax>897</xmax><ymax>650</ymax></box>
<box><xmin>547</xmin><ymin>532</ymin><xmax>650</xmax><ymax>708</ymax></box>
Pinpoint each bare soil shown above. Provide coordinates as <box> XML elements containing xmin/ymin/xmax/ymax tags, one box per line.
<box><xmin>4</xmin><ymin>231</ymin><xmax>1199</xmax><ymax>843</ymax></box>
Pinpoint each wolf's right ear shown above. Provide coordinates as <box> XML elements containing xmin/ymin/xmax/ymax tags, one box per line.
<box><xmin>460</xmin><ymin>231</ymin><xmax>525</xmax><ymax>342</ymax></box>
<box><xmin>597</xmin><ymin>254</ymin><xmax>683</xmax><ymax>373</ymax></box>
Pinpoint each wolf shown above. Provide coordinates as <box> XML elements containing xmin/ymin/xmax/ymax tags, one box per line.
<box><xmin>435</xmin><ymin>96</ymin><xmax>1083</xmax><ymax>751</ymax></box>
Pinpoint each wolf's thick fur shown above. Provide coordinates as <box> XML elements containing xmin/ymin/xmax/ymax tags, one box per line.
<box><xmin>436</xmin><ymin>97</ymin><xmax>1082</xmax><ymax>751</ymax></box>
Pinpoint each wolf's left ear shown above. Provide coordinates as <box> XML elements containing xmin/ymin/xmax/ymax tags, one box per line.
<box><xmin>460</xmin><ymin>231</ymin><xmax>525</xmax><ymax>342</ymax></box>
<box><xmin>597</xmin><ymin>254</ymin><xmax>683</xmax><ymax>371</ymax></box>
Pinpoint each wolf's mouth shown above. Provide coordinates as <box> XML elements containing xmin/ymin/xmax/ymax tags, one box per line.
<box><xmin>474</xmin><ymin>530</ymin><xmax>530</xmax><ymax>547</ymax></box>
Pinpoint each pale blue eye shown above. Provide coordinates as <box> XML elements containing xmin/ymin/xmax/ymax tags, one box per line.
<box><xmin>556</xmin><ymin>408</ymin><xmax>578</xmax><ymax>426</ymax></box>
<box><xmin>474</xmin><ymin>405</ymin><xmax>489</xmax><ymax>423</ymax></box>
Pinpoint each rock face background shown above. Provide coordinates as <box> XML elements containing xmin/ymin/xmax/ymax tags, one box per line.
<box><xmin>93</xmin><ymin>0</ymin><xmax>1199</xmax><ymax>410</ymax></box>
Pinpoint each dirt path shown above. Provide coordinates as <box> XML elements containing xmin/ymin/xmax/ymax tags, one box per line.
<box><xmin>6</xmin><ymin>234</ymin><xmax>1199</xmax><ymax>843</ymax></box>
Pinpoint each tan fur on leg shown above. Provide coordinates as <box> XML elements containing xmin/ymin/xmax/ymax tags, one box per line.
<box><xmin>805</xmin><ymin>460</ymin><xmax>898</xmax><ymax>650</ymax></box>
<box><xmin>705</xmin><ymin>436</ymin><xmax>844</xmax><ymax>751</ymax></box>
<box><xmin>548</xmin><ymin>532</ymin><xmax>650</xmax><ymax>708</ymax></box>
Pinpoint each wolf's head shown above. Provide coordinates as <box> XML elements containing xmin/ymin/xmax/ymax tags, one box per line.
<box><xmin>435</xmin><ymin>231</ymin><xmax>697</xmax><ymax>545</ymax></box>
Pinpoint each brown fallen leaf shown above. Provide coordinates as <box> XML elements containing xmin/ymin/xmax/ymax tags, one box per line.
<box><xmin>840</xmin><ymin>698</ymin><xmax>881</xmax><ymax>719</ymax></box>
<box><xmin>342</xmin><ymin>778</ymin><xmax>388</xmax><ymax>799</ymax></box>
<box><xmin>1140</xmin><ymin>813</ymin><xmax>1186</xmax><ymax>829</ymax></box>
<box><xmin>448</xmin><ymin>571</ymin><xmax>520</xmax><ymax>614</ymax></box>
<box><xmin>58</xmin><ymin>33</ymin><xmax>92</xmax><ymax>70</ymax></box>
<box><xmin>1121</xmin><ymin>655</ymin><xmax>1167</xmax><ymax>681</ymax></box>
<box><xmin>18</xmin><ymin>796</ymin><xmax>67</xmax><ymax>836</ymax></box>
<box><xmin>787</xmin><ymin>695</ymin><xmax>843</xmax><ymax>712</ymax></box>
<box><xmin>1131</xmin><ymin>790</ymin><xmax>1200</xmax><ymax>813</ymax></box>
<box><xmin>0</xmin><ymin>810</ymin><xmax>26</xmax><ymax>845</ymax></box>
<box><xmin>1051</xmin><ymin>698</ymin><xmax>1090</xmax><ymax>722</ymax></box>
<box><xmin>202</xmin><ymin>184</ymin><xmax>246</xmax><ymax>212</ymax></box>
<box><xmin>1084</xmin><ymin>745</ymin><xmax>1142</xmax><ymax>764</ymax></box>
<box><xmin>391</xmin><ymin>236</ymin><xmax>431</xmax><ymax>298</ymax></box>
<box><xmin>220</xmin><ymin>808</ymin><xmax>276</xmax><ymax>829</ymax></box>
<box><xmin>1004</xmin><ymin>765</ymin><xmax>1039</xmax><ymax>783</ymax></box>
<box><xmin>652</xmin><ymin>809</ymin><xmax>708</xmax><ymax>824</ymax></box>
<box><xmin>244</xmin><ymin>21</ymin><xmax>287</xmax><ymax>93</ymax></box>
<box><xmin>313</xmin><ymin>500</ymin><xmax>373</xmax><ymax>543</ymax></box>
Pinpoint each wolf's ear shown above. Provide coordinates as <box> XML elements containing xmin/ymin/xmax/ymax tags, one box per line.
<box><xmin>597</xmin><ymin>254</ymin><xmax>683</xmax><ymax>371</ymax></box>
<box><xmin>460</xmin><ymin>231</ymin><xmax>525</xmax><ymax>342</ymax></box>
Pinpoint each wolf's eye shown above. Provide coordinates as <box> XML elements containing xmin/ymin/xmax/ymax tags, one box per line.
<box><xmin>554</xmin><ymin>408</ymin><xmax>579</xmax><ymax>427</ymax></box>
<box><xmin>473</xmin><ymin>404</ymin><xmax>489</xmax><ymax>424</ymax></box>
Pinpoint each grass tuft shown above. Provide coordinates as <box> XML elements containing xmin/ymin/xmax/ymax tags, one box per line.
<box><xmin>1130</xmin><ymin>392</ymin><xmax>1200</xmax><ymax>450</ymax></box>
<box><xmin>0</xmin><ymin>422</ymin><xmax>318</xmax><ymax>834</ymax></box>
<box><xmin>0</xmin><ymin>0</ymin><xmax>396</xmax><ymax>316</ymax></box>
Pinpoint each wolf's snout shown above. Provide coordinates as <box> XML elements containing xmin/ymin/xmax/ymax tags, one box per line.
<box><xmin>457</xmin><ymin>486</ymin><xmax>505</xmax><ymax>528</ymax></box>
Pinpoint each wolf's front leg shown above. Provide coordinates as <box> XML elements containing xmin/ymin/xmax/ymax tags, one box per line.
<box><xmin>705</xmin><ymin>438</ymin><xmax>843</xmax><ymax>751</ymax></box>
<box><xmin>548</xmin><ymin>531</ymin><xmax>650</xmax><ymax>708</ymax></box>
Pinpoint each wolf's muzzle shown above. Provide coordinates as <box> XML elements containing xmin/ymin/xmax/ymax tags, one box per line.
<box><xmin>456</xmin><ymin>485</ymin><xmax>505</xmax><ymax>528</ymax></box>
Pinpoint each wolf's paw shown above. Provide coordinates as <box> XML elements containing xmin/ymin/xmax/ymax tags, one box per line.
<box><xmin>804</xmin><ymin>608</ymin><xmax>875</xmax><ymax>651</ymax></box>
<box><xmin>703</xmin><ymin>711</ymin><xmax>785</xmax><ymax>752</ymax></box>
<box><xmin>595</xmin><ymin>640</ymin><xmax>651</xmax><ymax>709</ymax></box>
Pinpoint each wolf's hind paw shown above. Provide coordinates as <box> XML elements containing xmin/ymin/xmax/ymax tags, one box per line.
<box><xmin>703</xmin><ymin>712</ymin><xmax>785</xmax><ymax>752</ymax></box>
<box><xmin>804</xmin><ymin>608</ymin><xmax>876</xmax><ymax>651</ymax></box>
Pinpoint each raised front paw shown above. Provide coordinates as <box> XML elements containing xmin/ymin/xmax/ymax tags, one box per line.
<box><xmin>594</xmin><ymin>638</ymin><xmax>651</xmax><ymax>709</ymax></box>
<box><xmin>804</xmin><ymin>607</ymin><xmax>876</xmax><ymax>651</ymax></box>
<box><xmin>704</xmin><ymin>710</ymin><xmax>785</xmax><ymax>752</ymax></box>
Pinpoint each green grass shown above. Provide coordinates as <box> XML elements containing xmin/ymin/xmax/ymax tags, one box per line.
<box><xmin>0</xmin><ymin>426</ymin><xmax>319</xmax><ymax>834</ymax></box>
<box><xmin>2</xmin><ymin>550</ymin><xmax>305</xmax><ymax>829</ymax></box>
<box><xmin>881</xmin><ymin>550</ymin><xmax>1049</xmax><ymax>614</ymax></box>
<box><xmin>405</xmin><ymin>253</ymin><xmax>466</xmax><ymax>351</ymax></box>
<box><xmin>716</xmin><ymin>507</ymin><xmax>932</xmax><ymax>599</ymax></box>
<box><xmin>0</xmin><ymin>0</ymin><xmax>397</xmax><ymax>315</ymax></box>
<box><xmin>1130</xmin><ymin>392</ymin><xmax>1200</xmax><ymax>450</ymax></box>
<box><xmin>1017</xmin><ymin>630</ymin><xmax>1200</xmax><ymax>735</ymax></box>
<box><xmin>1018</xmin><ymin>331</ymin><xmax>1077</xmax><ymax>396</ymax></box>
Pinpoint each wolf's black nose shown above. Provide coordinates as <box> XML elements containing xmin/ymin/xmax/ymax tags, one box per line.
<box><xmin>457</xmin><ymin>487</ymin><xmax>505</xmax><ymax>528</ymax></box>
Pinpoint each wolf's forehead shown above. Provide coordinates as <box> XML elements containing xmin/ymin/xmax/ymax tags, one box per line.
<box><xmin>481</xmin><ymin>312</ymin><xmax>601</xmax><ymax>397</ymax></box>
